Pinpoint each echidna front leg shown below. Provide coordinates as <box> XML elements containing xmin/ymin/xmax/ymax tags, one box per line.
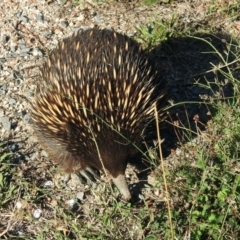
<box><xmin>34</xmin><ymin>130</ymin><xmax>100</xmax><ymax>183</ymax></box>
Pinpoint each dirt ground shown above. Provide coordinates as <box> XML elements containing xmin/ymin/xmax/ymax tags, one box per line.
<box><xmin>0</xmin><ymin>0</ymin><xmax>239</xmax><ymax>238</ymax></box>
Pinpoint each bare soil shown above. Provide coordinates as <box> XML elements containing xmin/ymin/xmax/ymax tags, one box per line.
<box><xmin>0</xmin><ymin>0</ymin><xmax>239</xmax><ymax>238</ymax></box>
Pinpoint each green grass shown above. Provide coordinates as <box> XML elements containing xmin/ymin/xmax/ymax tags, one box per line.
<box><xmin>164</xmin><ymin>100</ymin><xmax>240</xmax><ymax>238</ymax></box>
<box><xmin>1</xmin><ymin>1</ymin><xmax>240</xmax><ymax>239</ymax></box>
<box><xmin>149</xmin><ymin>33</ymin><xmax>240</xmax><ymax>238</ymax></box>
<box><xmin>131</xmin><ymin>4</ymin><xmax>240</xmax><ymax>238</ymax></box>
<box><xmin>206</xmin><ymin>1</ymin><xmax>240</xmax><ymax>18</ymax></box>
<box><xmin>0</xmin><ymin>145</ymin><xmax>15</xmax><ymax>208</ymax></box>
<box><xmin>135</xmin><ymin>13</ymin><xmax>186</xmax><ymax>49</ymax></box>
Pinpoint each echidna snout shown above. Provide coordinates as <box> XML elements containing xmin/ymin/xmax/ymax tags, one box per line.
<box><xmin>112</xmin><ymin>175</ymin><xmax>131</xmax><ymax>200</ymax></box>
<box><xmin>32</xmin><ymin>28</ymin><xmax>167</xmax><ymax>200</ymax></box>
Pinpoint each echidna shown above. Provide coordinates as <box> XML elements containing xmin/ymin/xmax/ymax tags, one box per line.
<box><xmin>32</xmin><ymin>28</ymin><xmax>167</xmax><ymax>200</ymax></box>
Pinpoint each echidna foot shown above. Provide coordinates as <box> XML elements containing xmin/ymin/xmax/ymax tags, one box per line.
<box><xmin>77</xmin><ymin>167</ymin><xmax>100</xmax><ymax>183</ymax></box>
<box><xmin>63</xmin><ymin>166</ymin><xmax>99</xmax><ymax>184</ymax></box>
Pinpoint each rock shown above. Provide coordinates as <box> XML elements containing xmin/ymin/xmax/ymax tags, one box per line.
<box><xmin>32</xmin><ymin>47</ymin><xmax>43</xmax><ymax>56</ymax></box>
<box><xmin>20</xmin><ymin>15</ymin><xmax>29</xmax><ymax>23</ymax></box>
<box><xmin>22</xmin><ymin>113</ymin><xmax>30</xmax><ymax>124</ymax></box>
<box><xmin>0</xmin><ymin>116</ymin><xmax>11</xmax><ymax>131</ymax></box>
<box><xmin>8</xmin><ymin>98</ymin><xmax>17</xmax><ymax>105</ymax></box>
<box><xmin>1</xmin><ymin>34</ymin><xmax>10</xmax><ymax>44</ymax></box>
<box><xmin>33</xmin><ymin>209</ymin><xmax>42</xmax><ymax>219</ymax></box>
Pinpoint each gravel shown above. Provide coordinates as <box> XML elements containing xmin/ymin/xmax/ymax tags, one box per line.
<box><xmin>1</xmin><ymin>0</ymin><xmax>199</xmax><ymax>154</ymax></box>
<box><xmin>0</xmin><ymin>0</ymin><xmax>239</xmax><ymax>193</ymax></box>
<box><xmin>0</xmin><ymin>0</ymin><xmax>239</xmax><ymax>237</ymax></box>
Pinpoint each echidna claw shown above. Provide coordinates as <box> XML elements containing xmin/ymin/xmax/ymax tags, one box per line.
<box><xmin>86</xmin><ymin>166</ymin><xmax>100</xmax><ymax>180</ymax></box>
<box><xmin>63</xmin><ymin>173</ymin><xmax>71</xmax><ymax>183</ymax></box>
<box><xmin>78</xmin><ymin>169</ymin><xmax>95</xmax><ymax>183</ymax></box>
<box><xmin>64</xmin><ymin>167</ymin><xmax>99</xmax><ymax>184</ymax></box>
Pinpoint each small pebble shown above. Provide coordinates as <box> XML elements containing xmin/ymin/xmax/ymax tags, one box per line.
<box><xmin>0</xmin><ymin>89</ymin><xmax>6</xmax><ymax>95</ymax></box>
<box><xmin>43</xmin><ymin>180</ymin><xmax>54</xmax><ymax>187</ymax></box>
<box><xmin>21</xmin><ymin>46</ymin><xmax>31</xmax><ymax>53</ymax></box>
<box><xmin>24</xmin><ymin>91</ymin><xmax>34</xmax><ymax>98</ymax></box>
<box><xmin>175</xmin><ymin>148</ymin><xmax>181</xmax><ymax>156</ymax></box>
<box><xmin>36</xmin><ymin>13</ymin><xmax>44</xmax><ymax>22</ymax></box>
<box><xmin>0</xmin><ymin>84</ymin><xmax>7</xmax><ymax>95</ymax></box>
<box><xmin>30</xmin><ymin>153</ymin><xmax>38</xmax><ymax>161</ymax></box>
<box><xmin>16</xmin><ymin>201</ymin><xmax>22</xmax><ymax>209</ymax></box>
<box><xmin>93</xmin><ymin>12</ymin><xmax>101</xmax><ymax>23</ymax></box>
<box><xmin>127</xmin><ymin>32</ymin><xmax>135</xmax><ymax>37</ymax></box>
<box><xmin>8</xmin><ymin>98</ymin><xmax>16</xmax><ymax>105</ymax></box>
<box><xmin>1</xmin><ymin>34</ymin><xmax>10</xmax><ymax>44</ymax></box>
<box><xmin>32</xmin><ymin>47</ymin><xmax>43</xmax><ymax>56</ymax></box>
<box><xmin>20</xmin><ymin>52</ymin><xmax>29</xmax><ymax>58</ymax></box>
<box><xmin>41</xmin><ymin>150</ymin><xmax>48</xmax><ymax>157</ymax></box>
<box><xmin>54</xmin><ymin>28</ymin><xmax>62</xmax><ymax>35</ymax></box>
<box><xmin>17</xmin><ymin>142</ymin><xmax>24</xmax><ymax>149</ymax></box>
<box><xmin>91</xmin><ymin>182</ymin><xmax>97</xmax><ymax>189</ymax></box>
<box><xmin>19</xmin><ymin>42</ymin><xmax>27</xmax><ymax>48</ymax></box>
<box><xmin>33</xmin><ymin>209</ymin><xmax>42</xmax><ymax>219</ymax></box>
<box><xmin>0</xmin><ymin>116</ymin><xmax>11</xmax><ymax>131</ymax></box>
<box><xmin>43</xmin><ymin>30</ymin><xmax>52</xmax><ymax>38</ymax></box>
<box><xmin>60</xmin><ymin>21</ymin><xmax>68</xmax><ymax>28</ymax></box>
<box><xmin>154</xmin><ymin>189</ymin><xmax>160</xmax><ymax>196</ymax></box>
<box><xmin>138</xmin><ymin>194</ymin><xmax>145</xmax><ymax>200</ymax></box>
<box><xmin>76</xmin><ymin>14</ymin><xmax>84</xmax><ymax>22</ymax></box>
<box><xmin>9</xmin><ymin>72</ymin><xmax>17</xmax><ymax>80</ymax></box>
<box><xmin>76</xmin><ymin>191</ymin><xmax>84</xmax><ymax>201</ymax></box>
<box><xmin>20</xmin><ymin>15</ymin><xmax>29</xmax><ymax>23</ymax></box>
<box><xmin>15</xmin><ymin>10</ymin><xmax>23</xmax><ymax>18</ymax></box>
<box><xmin>66</xmin><ymin>198</ymin><xmax>78</xmax><ymax>209</ymax></box>
<box><xmin>8</xmin><ymin>143</ymin><xmax>18</xmax><ymax>152</ymax></box>
<box><xmin>13</xmin><ymin>110</ymin><xmax>22</xmax><ymax>117</ymax></box>
<box><xmin>10</xmin><ymin>45</ymin><xmax>17</xmax><ymax>52</ymax></box>
<box><xmin>22</xmin><ymin>113</ymin><xmax>30</xmax><ymax>124</ymax></box>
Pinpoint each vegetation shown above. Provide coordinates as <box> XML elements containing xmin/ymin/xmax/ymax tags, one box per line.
<box><xmin>0</xmin><ymin>0</ymin><xmax>240</xmax><ymax>239</ymax></box>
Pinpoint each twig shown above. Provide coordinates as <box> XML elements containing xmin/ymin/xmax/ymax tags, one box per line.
<box><xmin>155</xmin><ymin>104</ymin><xmax>174</xmax><ymax>240</ymax></box>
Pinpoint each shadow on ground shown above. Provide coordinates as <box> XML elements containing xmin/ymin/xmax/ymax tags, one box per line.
<box><xmin>131</xmin><ymin>31</ymin><xmax>238</xmax><ymax>199</ymax></box>
<box><xmin>152</xmin><ymin>31</ymin><xmax>236</xmax><ymax>154</ymax></box>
